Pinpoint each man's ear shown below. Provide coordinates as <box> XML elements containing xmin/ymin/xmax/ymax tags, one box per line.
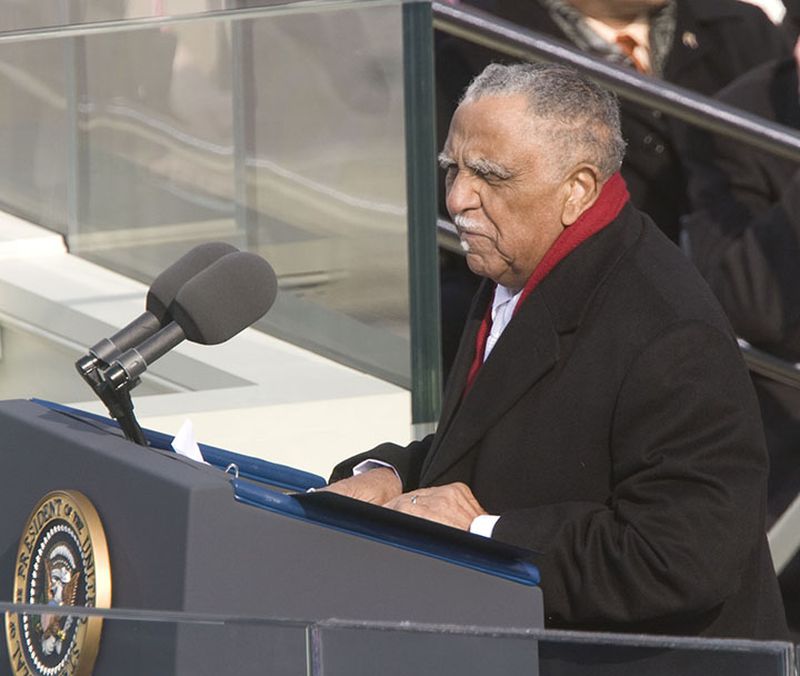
<box><xmin>561</xmin><ymin>165</ymin><xmax>601</xmax><ymax>226</ymax></box>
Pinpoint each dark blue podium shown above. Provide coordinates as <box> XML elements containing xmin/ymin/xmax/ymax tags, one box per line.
<box><xmin>0</xmin><ymin>399</ymin><xmax>543</xmax><ymax>675</ymax></box>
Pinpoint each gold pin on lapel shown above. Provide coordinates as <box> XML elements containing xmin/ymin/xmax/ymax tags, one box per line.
<box><xmin>682</xmin><ymin>31</ymin><xmax>699</xmax><ymax>49</ymax></box>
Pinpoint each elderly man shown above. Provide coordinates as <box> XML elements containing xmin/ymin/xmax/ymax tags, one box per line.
<box><xmin>325</xmin><ymin>63</ymin><xmax>787</xmax><ymax>639</ymax></box>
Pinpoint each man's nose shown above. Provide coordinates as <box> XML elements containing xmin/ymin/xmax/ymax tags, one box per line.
<box><xmin>445</xmin><ymin>171</ymin><xmax>480</xmax><ymax>217</ymax></box>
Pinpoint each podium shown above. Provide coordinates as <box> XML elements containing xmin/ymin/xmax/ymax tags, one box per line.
<box><xmin>0</xmin><ymin>399</ymin><xmax>543</xmax><ymax>675</ymax></box>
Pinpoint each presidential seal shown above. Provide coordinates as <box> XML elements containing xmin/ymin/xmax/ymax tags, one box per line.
<box><xmin>5</xmin><ymin>490</ymin><xmax>111</xmax><ymax>676</ymax></box>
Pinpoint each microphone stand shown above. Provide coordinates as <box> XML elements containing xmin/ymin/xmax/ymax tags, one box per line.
<box><xmin>75</xmin><ymin>355</ymin><xmax>148</xmax><ymax>447</ymax></box>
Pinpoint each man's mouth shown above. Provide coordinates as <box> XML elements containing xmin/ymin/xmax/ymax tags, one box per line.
<box><xmin>453</xmin><ymin>214</ymin><xmax>490</xmax><ymax>254</ymax></box>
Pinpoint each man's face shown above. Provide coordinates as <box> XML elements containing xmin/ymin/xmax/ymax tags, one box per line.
<box><xmin>440</xmin><ymin>94</ymin><xmax>570</xmax><ymax>289</ymax></box>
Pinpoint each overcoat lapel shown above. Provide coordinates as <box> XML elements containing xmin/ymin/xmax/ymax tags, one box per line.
<box><xmin>420</xmin><ymin>291</ymin><xmax>559</xmax><ymax>484</ymax></box>
<box><xmin>432</xmin><ymin>289</ymin><xmax>486</xmax><ymax>440</ymax></box>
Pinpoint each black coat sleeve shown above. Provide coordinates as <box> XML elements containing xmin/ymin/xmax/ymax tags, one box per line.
<box><xmin>491</xmin><ymin>321</ymin><xmax>768</xmax><ymax>628</ymax></box>
<box><xmin>328</xmin><ymin>435</ymin><xmax>434</xmax><ymax>492</ymax></box>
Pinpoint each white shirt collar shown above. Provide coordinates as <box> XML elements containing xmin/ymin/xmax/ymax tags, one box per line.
<box><xmin>484</xmin><ymin>284</ymin><xmax>524</xmax><ymax>362</ymax></box>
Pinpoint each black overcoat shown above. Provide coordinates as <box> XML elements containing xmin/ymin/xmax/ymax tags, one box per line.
<box><xmin>333</xmin><ymin>204</ymin><xmax>788</xmax><ymax>639</ymax></box>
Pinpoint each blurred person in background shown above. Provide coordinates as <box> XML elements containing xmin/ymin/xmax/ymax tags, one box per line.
<box><xmin>680</xmin><ymin>0</ymin><xmax>800</xmax><ymax>638</ymax></box>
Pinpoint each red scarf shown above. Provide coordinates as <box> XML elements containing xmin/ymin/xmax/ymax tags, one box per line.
<box><xmin>464</xmin><ymin>172</ymin><xmax>629</xmax><ymax>392</ymax></box>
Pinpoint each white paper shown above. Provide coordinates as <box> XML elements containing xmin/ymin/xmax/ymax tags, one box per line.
<box><xmin>171</xmin><ymin>419</ymin><xmax>208</xmax><ymax>464</ymax></box>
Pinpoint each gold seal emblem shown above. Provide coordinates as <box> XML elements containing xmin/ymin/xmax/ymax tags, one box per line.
<box><xmin>5</xmin><ymin>490</ymin><xmax>111</xmax><ymax>676</ymax></box>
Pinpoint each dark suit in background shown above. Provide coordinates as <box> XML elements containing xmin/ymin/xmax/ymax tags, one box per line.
<box><xmin>334</xmin><ymin>201</ymin><xmax>788</xmax><ymax>639</ymax></box>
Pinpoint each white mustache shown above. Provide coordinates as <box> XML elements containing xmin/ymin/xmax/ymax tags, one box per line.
<box><xmin>453</xmin><ymin>214</ymin><xmax>483</xmax><ymax>252</ymax></box>
<box><xmin>453</xmin><ymin>214</ymin><xmax>483</xmax><ymax>233</ymax></box>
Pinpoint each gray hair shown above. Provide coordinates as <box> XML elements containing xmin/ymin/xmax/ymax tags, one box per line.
<box><xmin>460</xmin><ymin>62</ymin><xmax>626</xmax><ymax>179</ymax></box>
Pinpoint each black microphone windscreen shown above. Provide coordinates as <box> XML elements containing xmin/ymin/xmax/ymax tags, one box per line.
<box><xmin>171</xmin><ymin>252</ymin><xmax>278</xmax><ymax>345</ymax></box>
<box><xmin>146</xmin><ymin>242</ymin><xmax>239</xmax><ymax>323</ymax></box>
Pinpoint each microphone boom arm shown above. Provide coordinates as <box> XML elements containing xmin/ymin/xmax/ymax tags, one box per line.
<box><xmin>74</xmin><ymin>359</ymin><xmax>148</xmax><ymax>446</ymax></box>
<box><xmin>92</xmin><ymin>322</ymin><xmax>186</xmax><ymax>447</ymax></box>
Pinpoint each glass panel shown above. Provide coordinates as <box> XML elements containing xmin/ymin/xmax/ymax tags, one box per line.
<box><xmin>0</xmin><ymin>604</ymin><xmax>312</xmax><ymax>676</ymax></box>
<box><xmin>69</xmin><ymin>16</ymin><xmax>237</xmax><ymax>279</ymax></box>
<box><xmin>0</xmin><ymin>321</ymin><xmax>174</xmax><ymax>401</ymax></box>
<box><xmin>314</xmin><ymin>622</ymin><xmax>796</xmax><ymax>676</ymax></box>
<box><xmin>0</xmin><ymin>18</ymin><xmax>69</xmax><ymax>233</ymax></box>
<box><xmin>314</xmin><ymin>626</ymin><xmax>539</xmax><ymax>675</ymax></box>
<box><xmin>0</xmin><ymin>2</ymin><xmax>222</xmax><ymax>34</ymax></box>
<box><xmin>239</xmin><ymin>2</ymin><xmax>412</xmax><ymax>386</ymax></box>
<box><xmin>0</xmin><ymin>604</ymin><xmax>795</xmax><ymax>675</ymax></box>
<box><xmin>0</xmin><ymin>0</ymin><xmax>438</xmax><ymax>403</ymax></box>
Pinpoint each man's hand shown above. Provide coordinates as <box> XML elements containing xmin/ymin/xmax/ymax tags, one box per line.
<box><xmin>382</xmin><ymin>483</ymin><xmax>487</xmax><ymax>530</ymax></box>
<box><xmin>319</xmin><ymin>467</ymin><xmax>402</xmax><ymax>505</ymax></box>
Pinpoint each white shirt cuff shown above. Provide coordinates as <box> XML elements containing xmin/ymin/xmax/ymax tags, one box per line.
<box><xmin>352</xmin><ymin>459</ymin><xmax>401</xmax><ymax>482</ymax></box>
<box><xmin>469</xmin><ymin>514</ymin><xmax>500</xmax><ymax>538</ymax></box>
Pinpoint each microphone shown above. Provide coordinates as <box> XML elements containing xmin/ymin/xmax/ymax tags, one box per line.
<box><xmin>76</xmin><ymin>241</ymin><xmax>239</xmax><ymax>374</ymax></box>
<box><xmin>103</xmin><ymin>251</ymin><xmax>278</xmax><ymax>390</ymax></box>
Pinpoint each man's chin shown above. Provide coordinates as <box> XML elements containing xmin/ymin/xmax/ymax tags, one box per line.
<box><xmin>465</xmin><ymin>255</ymin><xmax>494</xmax><ymax>281</ymax></box>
